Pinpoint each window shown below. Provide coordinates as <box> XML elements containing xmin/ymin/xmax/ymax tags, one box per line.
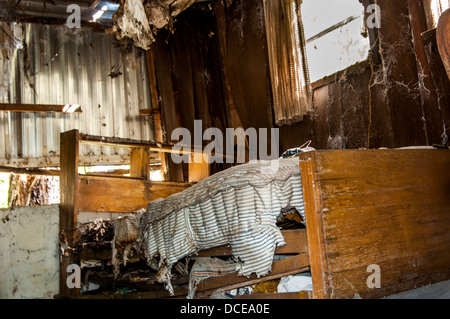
<box><xmin>302</xmin><ymin>0</ymin><xmax>370</xmax><ymax>83</ymax></box>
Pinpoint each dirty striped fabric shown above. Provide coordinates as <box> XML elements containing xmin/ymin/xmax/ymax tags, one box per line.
<box><xmin>140</xmin><ymin>158</ymin><xmax>305</xmax><ymax>294</ymax></box>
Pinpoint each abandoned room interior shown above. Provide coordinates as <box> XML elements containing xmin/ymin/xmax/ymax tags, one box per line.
<box><xmin>0</xmin><ymin>0</ymin><xmax>449</xmax><ymax>301</ymax></box>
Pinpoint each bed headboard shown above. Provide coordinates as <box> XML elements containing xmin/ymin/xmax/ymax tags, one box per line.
<box><xmin>300</xmin><ymin>149</ymin><xmax>450</xmax><ymax>299</ymax></box>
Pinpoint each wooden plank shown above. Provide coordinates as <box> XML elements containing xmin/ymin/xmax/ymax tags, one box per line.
<box><xmin>299</xmin><ymin>152</ymin><xmax>330</xmax><ymax>299</ymax></box>
<box><xmin>0</xmin><ymin>103</ymin><xmax>82</xmax><ymax>113</ymax></box>
<box><xmin>195</xmin><ymin>254</ymin><xmax>310</xmax><ymax>297</ymax></box>
<box><xmin>308</xmin><ymin>149</ymin><xmax>450</xmax><ymax>299</ymax></box>
<box><xmin>130</xmin><ymin>147</ymin><xmax>150</xmax><ymax>180</ymax></box>
<box><xmin>59</xmin><ymin>129</ymin><xmax>81</xmax><ymax>298</ymax></box>
<box><xmin>196</xmin><ymin>229</ymin><xmax>308</xmax><ymax>257</ymax></box>
<box><xmin>77</xmin><ymin>175</ymin><xmax>191</xmax><ymax>213</ymax></box>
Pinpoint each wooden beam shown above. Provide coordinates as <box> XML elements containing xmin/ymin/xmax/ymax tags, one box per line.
<box><xmin>0</xmin><ymin>166</ymin><xmax>59</xmax><ymax>176</ymax></box>
<box><xmin>0</xmin><ymin>103</ymin><xmax>82</xmax><ymax>113</ymax></box>
<box><xmin>59</xmin><ymin>130</ymin><xmax>81</xmax><ymax>298</ymax></box>
<box><xmin>77</xmin><ymin>175</ymin><xmax>192</xmax><ymax>213</ymax></box>
<box><xmin>130</xmin><ymin>148</ymin><xmax>150</xmax><ymax>180</ymax></box>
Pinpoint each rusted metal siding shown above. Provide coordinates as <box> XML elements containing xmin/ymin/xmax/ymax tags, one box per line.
<box><xmin>0</xmin><ymin>22</ymin><xmax>154</xmax><ymax>167</ymax></box>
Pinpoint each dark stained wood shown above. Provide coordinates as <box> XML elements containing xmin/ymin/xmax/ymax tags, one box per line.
<box><xmin>408</xmin><ymin>0</ymin><xmax>443</xmax><ymax>146</ymax></box>
<box><xmin>59</xmin><ymin>130</ymin><xmax>81</xmax><ymax>298</ymax></box>
<box><xmin>300</xmin><ymin>149</ymin><xmax>450</xmax><ymax>299</ymax></box>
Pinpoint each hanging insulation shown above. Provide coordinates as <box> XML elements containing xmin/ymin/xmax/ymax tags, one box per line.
<box><xmin>263</xmin><ymin>0</ymin><xmax>313</xmax><ymax>126</ymax></box>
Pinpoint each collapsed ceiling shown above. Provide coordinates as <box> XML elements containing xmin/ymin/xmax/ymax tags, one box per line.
<box><xmin>114</xmin><ymin>0</ymin><xmax>198</xmax><ymax>49</ymax></box>
<box><xmin>0</xmin><ymin>0</ymin><xmax>205</xmax><ymax>50</ymax></box>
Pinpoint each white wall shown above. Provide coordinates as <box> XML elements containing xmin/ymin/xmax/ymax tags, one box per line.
<box><xmin>0</xmin><ymin>205</ymin><xmax>59</xmax><ymax>298</ymax></box>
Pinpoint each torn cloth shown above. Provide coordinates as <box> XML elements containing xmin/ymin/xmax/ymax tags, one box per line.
<box><xmin>140</xmin><ymin>158</ymin><xmax>305</xmax><ymax>294</ymax></box>
<box><xmin>114</xmin><ymin>0</ymin><xmax>197</xmax><ymax>49</ymax></box>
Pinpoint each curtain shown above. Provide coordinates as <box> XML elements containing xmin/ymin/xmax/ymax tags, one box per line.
<box><xmin>263</xmin><ymin>0</ymin><xmax>313</xmax><ymax>126</ymax></box>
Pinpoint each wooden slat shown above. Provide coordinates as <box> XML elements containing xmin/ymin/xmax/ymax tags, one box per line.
<box><xmin>196</xmin><ymin>229</ymin><xmax>308</xmax><ymax>257</ymax></box>
<box><xmin>303</xmin><ymin>149</ymin><xmax>450</xmax><ymax>299</ymax></box>
<box><xmin>77</xmin><ymin>175</ymin><xmax>192</xmax><ymax>213</ymax></box>
<box><xmin>0</xmin><ymin>103</ymin><xmax>82</xmax><ymax>113</ymax></box>
<box><xmin>196</xmin><ymin>254</ymin><xmax>310</xmax><ymax>297</ymax></box>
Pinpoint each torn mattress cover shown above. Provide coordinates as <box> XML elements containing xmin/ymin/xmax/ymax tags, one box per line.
<box><xmin>139</xmin><ymin>157</ymin><xmax>306</xmax><ymax>295</ymax></box>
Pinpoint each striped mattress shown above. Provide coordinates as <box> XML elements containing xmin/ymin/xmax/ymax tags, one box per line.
<box><xmin>139</xmin><ymin>157</ymin><xmax>305</xmax><ymax>294</ymax></box>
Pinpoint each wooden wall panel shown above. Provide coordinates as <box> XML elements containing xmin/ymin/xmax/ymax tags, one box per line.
<box><xmin>300</xmin><ymin>149</ymin><xmax>450</xmax><ymax>299</ymax></box>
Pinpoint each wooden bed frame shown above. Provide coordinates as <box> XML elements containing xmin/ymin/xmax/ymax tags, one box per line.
<box><xmin>58</xmin><ymin>130</ymin><xmax>450</xmax><ymax>299</ymax></box>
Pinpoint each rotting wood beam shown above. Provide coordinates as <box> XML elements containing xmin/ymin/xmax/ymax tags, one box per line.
<box><xmin>0</xmin><ymin>166</ymin><xmax>59</xmax><ymax>176</ymax></box>
<box><xmin>0</xmin><ymin>103</ymin><xmax>82</xmax><ymax>113</ymax></box>
<box><xmin>59</xmin><ymin>130</ymin><xmax>81</xmax><ymax>298</ymax></box>
<box><xmin>145</xmin><ymin>48</ymin><xmax>170</xmax><ymax>181</ymax></box>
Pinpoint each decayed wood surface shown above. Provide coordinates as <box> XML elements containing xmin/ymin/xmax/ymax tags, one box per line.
<box><xmin>300</xmin><ymin>149</ymin><xmax>450</xmax><ymax>299</ymax></box>
<box><xmin>0</xmin><ymin>103</ymin><xmax>82</xmax><ymax>113</ymax></box>
<box><xmin>59</xmin><ymin>130</ymin><xmax>81</xmax><ymax>298</ymax></box>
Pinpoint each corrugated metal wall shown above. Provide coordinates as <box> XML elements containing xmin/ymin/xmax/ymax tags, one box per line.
<box><xmin>0</xmin><ymin>22</ymin><xmax>154</xmax><ymax>167</ymax></box>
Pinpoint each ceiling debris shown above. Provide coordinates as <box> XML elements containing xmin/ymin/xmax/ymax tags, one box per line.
<box><xmin>113</xmin><ymin>0</ymin><xmax>197</xmax><ymax>49</ymax></box>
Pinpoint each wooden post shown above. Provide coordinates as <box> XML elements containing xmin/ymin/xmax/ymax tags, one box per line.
<box><xmin>59</xmin><ymin>130</ymin><xmax>81</xmax><ymax>298</ymax></box>
<box><xmin>299</xmin><ymin>153</ymin><xmax>330</xmax><ymax>299</ymax></box>
<box><xmin>130</xmin><ymin>147</ymin><xmax>150</xmax><ymax>179</ymax></box>
<box><xmin>146</xmin><ymin>48</ymin><xmax>169</xmax><ymax>181</ymax></box>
